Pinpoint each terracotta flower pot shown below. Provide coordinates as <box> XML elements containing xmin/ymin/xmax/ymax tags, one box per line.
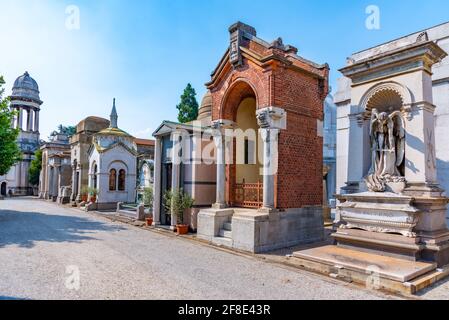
<box><xmin>81</xmin><ymin>195</ymin><xmax>88</xmax><ymax>202</ymax></box>
<box><xmin>90</xmin><ymin>196</ymin><xmax>97</xmax><ymax>203</ymax></box>
<box><xmin>146</xmin><ymin>218</ymin><xmax>153</xmax><ymax>227</ymax></box>
<box><xmin>176</xmin><ymin>224</ymin><xmax>189</xmax><ymax>235</ymax></box>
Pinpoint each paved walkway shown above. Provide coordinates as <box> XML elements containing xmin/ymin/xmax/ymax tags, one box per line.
<box><xmin>0</xmin><ymin>198</ymin><xmax>403</xmax><ymax>300</ymax></box>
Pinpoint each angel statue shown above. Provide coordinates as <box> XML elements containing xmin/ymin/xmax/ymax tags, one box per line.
<box><xmin>365</xmin><ymin>108</ymin><xmax>406</xmax><ymax>192</ymax></box>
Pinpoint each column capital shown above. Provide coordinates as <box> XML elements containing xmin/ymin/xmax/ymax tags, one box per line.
<box><xmin>256</xmin><ymin>106</ymin><xmax>287</xmax><ymax>129</ymax></box>
<box><xmin>212</xmin><ymin>119</ymin><xmax>235</xmax><ymax>131</ymax></box>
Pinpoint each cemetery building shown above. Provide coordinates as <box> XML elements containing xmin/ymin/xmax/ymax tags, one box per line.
<box><xmin>294</xmin><ymin>23</ymin><xmax>449</xmax><ymax>294</ymax></box>
<box><xmin>0</xmin><ymin>72</ymin><xmax>42</xmax><ymax>197</ymax></box>
<box><xmin>38</xmin><ymin>132</ymin><xmax>72</xmax><ymax>203</ymax></box>
<box><xmin>152</xmin><ymin>22</ymin><xmax>329</xmax><ymax>252</ymax></box>
<box><xmin>70</xmin><ymin>115</ymin><xmax>109</xmax><ymax>204</ymax></box>
<box><xmin>152</xmin><ymin>116</ymin><xmax>217</xmax><ymax>231</ymax></box>
<box><xmin>335</xmin><ymin>21</ymin><xmax>449</xmax><ymax>219</ymax></box>
<box><xmin>86</xmin><ymin>99</ymin><xmax>137</xmax><ymax>210</ymax></box>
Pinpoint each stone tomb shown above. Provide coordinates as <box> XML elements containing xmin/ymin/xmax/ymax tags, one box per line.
<box><xmin>196</xmin><ymin>22</ymin><xmax>329</xmax><ymax>252</ymax></box>
<box><xmin>294</xmin><ymin>38</ymin><xmax>449</xmax><ymax>293</ymax></box>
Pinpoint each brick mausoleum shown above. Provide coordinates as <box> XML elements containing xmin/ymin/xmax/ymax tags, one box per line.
<box><xmin>196</xmin><ymin>22</ymin><xmax>330</xmax><ymax>252</ymax></box>
<box><xmin>206</xmin><ymin>22</ymin><xmax>329</xmax><ymax>209</ymax></box>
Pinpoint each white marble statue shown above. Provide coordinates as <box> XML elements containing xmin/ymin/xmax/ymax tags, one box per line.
<box><xmin>365</xmin><ymin>108</ymin><xmax>406</xmax><ymax>192</ymax></box>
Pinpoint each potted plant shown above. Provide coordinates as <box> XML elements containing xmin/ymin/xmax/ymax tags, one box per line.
<box><xmin>163</xmin><ymin>188</ymin><xmax>194</xmax><ymax>235</ymax></box>
<box><xmin>87</xmin><ymin>187</ymin><xmax>99</xmax><ymax>203</ymax></box>
<box><xmin>143</xmin><ymin>187</ymin><xmax>154</xmax><ymax>226</ymax></box>
<box><xmin>80</xmin><ymin>186</ymin><xmax>89</xmax><ymax>203</ymax></box>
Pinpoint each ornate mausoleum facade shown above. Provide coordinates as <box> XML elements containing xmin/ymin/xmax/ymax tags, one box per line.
<box><xmin>335</xmin><ymin>22</ymin><xmax>449</xmax><ymax>218</ymax></box>
<box><xmin>0</xmin><ymin>72</ymin><xmax>42</xmax><ymax>197</ymax></box>
<box><xmin>151</xmin><ymin>22</ymin><xmax>329</xmax><ymax>252</ymax></box>
<box><xmin>294</xmin><ymin>24</ymin><xmax>449</xmax><ymax>294</ymax></box>
<box><xmin>86</xmin><ymin>100</ymin><xmax>138</xmax><ymax>210</ymax></box>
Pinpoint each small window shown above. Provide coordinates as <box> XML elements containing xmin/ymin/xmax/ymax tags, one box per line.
<box><xmin>109</xmin><ymin>169</ymin><xmax>117</xmax><ymax>191</ymax></box>
<box><xmin>118</xmin><ymin>169</ymin><xmax>126</xmax><ymax>191</ymax></box>
<box><xmin>244</xmin><ymin>139</ymin><xmax>256</xmax><ymax>165</ymax></box>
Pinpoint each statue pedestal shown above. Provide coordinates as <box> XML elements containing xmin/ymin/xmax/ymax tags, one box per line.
<box><xmin>292</xmin><ymin>187</ymin><xmax>449</xmax><ymax>294</ymax></box>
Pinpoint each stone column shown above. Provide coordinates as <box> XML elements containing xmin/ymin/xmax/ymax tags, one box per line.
<box><xmin>260</xmin><ymin>128</ymin><xmax>279</xmax><ymax>211</ymax></box>
<box><xmin>345</xmin><ymin>113</ymin><xmax>366</xmax><ymax>191</ymax></box>
<box><xmin>34</xmin><ymin>110</ymin><xmax>39</xmax><ymax>132</ymax></box>
<box><xmin>255</xmin><ymin>107</ymin><xmax>287</xmax><ymax>211</ymax></box>
<box><xmin>213</xmin><ymin>127</ymin><xmax>226</xmax><ymax>209</ymax></box>
<box><xmin>26</xmin><ymin>109</ymin><xmax>32</xmax><ymax>131</ymax></box>
<box><xmin>17</xmin><ymin>107</ymin><xmax>23</xmax><ymax>130</ymax></box>
<box><xmin>152</xmin><ymin>138</ymin><xmax>162</xmax><ymax>226</ymax></box>
<box><xmin>75</xmin><ymin>169</ymin><xmax>82</xmax><ymax>202</ymax></box>
<box><xmin>71</xmin><ymin>164</ymin><xmax>77</xmax><ymax>201</ymax></box>
<box><xmin>48</xmin><ymin>167</ymin><xmax>54</xmax><ymax>199</ymax></box>
<box><xmin>171</xmin><ymin>131</ymin><xmax>182</xmax><ymax>228</ymax></box>
<box><xmin>53</xmin><ymin>166</ymin><xmax>60</xmax><ymax>201</ymax></box>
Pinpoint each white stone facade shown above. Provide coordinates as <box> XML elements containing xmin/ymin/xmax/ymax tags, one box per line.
<box><xmin>86</xmin><ymin>102</ymin><xmax>137</xmax><ymax>209</ymax></box>
<box><xmin>335</xmin><ymin>22</ymin><xmax>449</xmax><ymax>218</ymax></box>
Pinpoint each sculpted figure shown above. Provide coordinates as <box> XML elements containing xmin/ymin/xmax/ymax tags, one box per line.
<box><xmin>365</xmin><ymin>108</ymin><xmax>405</xmax><ymax>192</ymax></box>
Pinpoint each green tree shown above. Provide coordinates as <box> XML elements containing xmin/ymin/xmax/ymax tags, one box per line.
<box><xmin>0</xmin><ymin>76</ymin><xmax>21</xmax><ymax>176</ymax></box>
<box><xmin>176</xmin><ymin>83</ymin><xmax>199</xmax><ymax>123</ymax></box>
<box><xmin>28</xmin><ymin>149</ymin><xmax>42</xmax><ymax>186</ymax></box>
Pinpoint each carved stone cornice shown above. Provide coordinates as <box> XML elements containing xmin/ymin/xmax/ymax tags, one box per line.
<box><xmin>340</xmin><ymin>41</ymin><xmax>448</xmax><ymax>85</ymax></box>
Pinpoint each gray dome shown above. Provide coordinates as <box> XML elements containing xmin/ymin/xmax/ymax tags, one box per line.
<box><xmin>11</xmin><ymin>71</ymin><xmax>41</xmax><ymax>102</ymax></box>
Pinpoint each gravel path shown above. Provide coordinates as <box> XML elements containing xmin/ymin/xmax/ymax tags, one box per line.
<box><xmin>0</xmin><ymin>198</ymin><xmax>395</xmax><ymax>300</ymax></box>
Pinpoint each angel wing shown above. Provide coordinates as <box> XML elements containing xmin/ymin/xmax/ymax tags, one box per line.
<box><xmin>369</xmin><ymin>109</ymin><xmax>380</xmax><ymax>144</ymax></box>
<box><xmin>389</xmin><ymin>111</ymin><xmax>406</xmax><ymax>167</ymax></box>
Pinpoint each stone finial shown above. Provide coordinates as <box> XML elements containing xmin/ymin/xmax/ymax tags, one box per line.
<box><xmin>228</xmin><ymin>21</ymin><xmax>256</xmax><ymax>36</ymax></box>
<box><xmin>110</xmin><ymin>98</ymin><xmax>118</xmax><ymax>128</ymax></box>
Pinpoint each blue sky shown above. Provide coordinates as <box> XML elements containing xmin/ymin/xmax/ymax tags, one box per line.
<box><xmin>1</xmin><ymin>0</ymin><xmax>449</xmax><ymax>139</ymax></box>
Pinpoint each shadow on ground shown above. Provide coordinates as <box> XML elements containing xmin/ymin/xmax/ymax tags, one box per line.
<box><xmin>0</xmin><ymin>209</ymin><xmax>125</xmax><ymax>249</ymax></box>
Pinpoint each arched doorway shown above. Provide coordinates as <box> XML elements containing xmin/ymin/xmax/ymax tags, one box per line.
<box><xmin>234</xmin><ymin>97</ymin><xmax>263</xmax><ymax>208</ymax></box>
<box><xmin>1</xmin><ymin>182</ymin><xmax>7</xmax><ymax>196</ymax></box>
<box><xmin>220</xmin><ymin>80</ymin><xmax>263</xmax><ymax>208</ymax></box>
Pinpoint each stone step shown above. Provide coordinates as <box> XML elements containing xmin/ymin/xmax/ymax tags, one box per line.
<box><xmin>212</xmin><ymin>236</ymin><xmax>233</xmax><ymax>248</ymax></box>
<box><xmin>293</xmin><ymin>245</ymin><xmax>437</xmax><ymax>283</ymax></box>
<box><xmin>218</xmin><ymin>229</ymin><xmax>232</xmax><ymax>238</ymax></box>
<box><xmin>223</xmin><ymin>222</ymin><xmax>232</xmax><ymax>231</ymax></box>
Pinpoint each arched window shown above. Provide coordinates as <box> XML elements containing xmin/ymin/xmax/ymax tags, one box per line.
<box><xmin>118</xmin><ymin>169</ymin><xmax>126</xmax><ymax>191</ymax></box>
<box><xmin>109</xmin><ymin>169</ymin><xmax>117</xmax><ymax>191</ymax></box>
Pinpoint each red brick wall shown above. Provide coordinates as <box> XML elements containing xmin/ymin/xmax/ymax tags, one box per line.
<box><xmin>274</xmin><ymin>67</ymin><xmax>325</xmax><ymax>208</ymax></box>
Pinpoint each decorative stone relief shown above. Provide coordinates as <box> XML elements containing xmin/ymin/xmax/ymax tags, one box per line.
<box><xmin>416</xmin><ymin>31</ymin><xmax>429</xmax><ymax>43</ymax></box>
<box><xmin>256</xmin><ymin>107</ymin><xmax>287</xmax><ymax>130</ymax></box>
